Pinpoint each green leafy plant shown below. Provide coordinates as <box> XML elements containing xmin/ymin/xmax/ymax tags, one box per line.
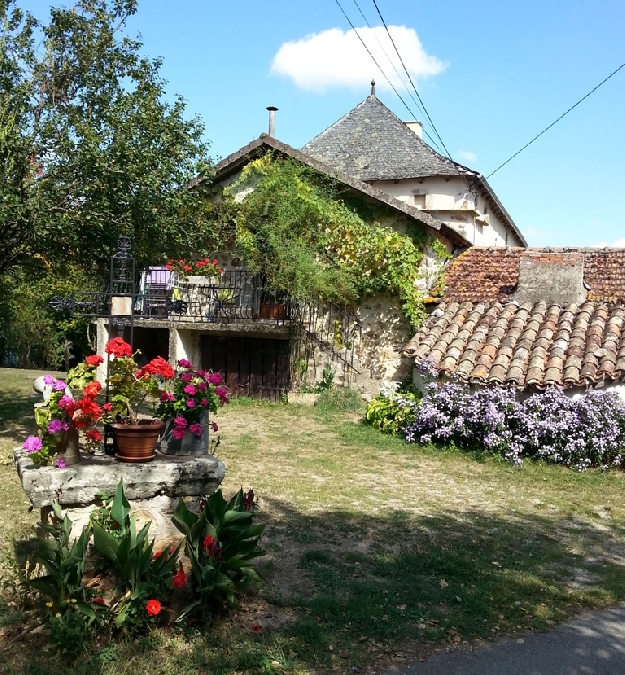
<box><xmin>301</xmin><ymin>365</ymin><xmax>336</xmax><ymax>394</ymax></box>
<box><xmin>92</xmin><ymin>481</ymin><xmax>181</xmax><ymax>628</ymax></box>
<box><xmin>365</xmin><ymin>382</ymin><xmax>420</xmax><ymax>435</ymax></box>
<box><xmin>27</xmin><ymin>503</ymin><xmax>94</xmax><ymax>618</ymax></box>
<box><xmin>104</xmin><ymin>337</ymin><xmax>175</xmax><ymax>425</ymax></box>
<box><xmin>172</xmin><ymin>488</ymin><xmax>264</xmax><ymax>621</ymax></box>
<box><xmin>227</xmin><ymin>155</ymin><xmax>431</xmax><ymax>329</ymax></box>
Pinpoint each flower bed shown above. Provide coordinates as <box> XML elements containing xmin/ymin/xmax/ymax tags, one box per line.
<box><xmin>367</xmin><ymin>369</ymin><xmax>625</xmax><ymax>470</ymax></box>
<box><xmin>24</xmin><ymin>481</ymin><xmax>262</xmax><ymax>656</ymax></box>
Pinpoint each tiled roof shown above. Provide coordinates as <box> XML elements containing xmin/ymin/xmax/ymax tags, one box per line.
<box><xmin>302</xmin><ymin>95</ymin><xmax>463</xmax><ymax>181</ymax></box>
<box><xmin>405</xmin><ymin>247</ymin><xmax>625</xmax><ymax>389</ymax></box>
<box><xmin>440</xmin><ymin>247</ymin><xmax>625</xmax><ymax>303</ymax></box>
<box><xmin>404</xmin><ymin>300</ymin><xmax>625</xmax><ymax>389</ymax></box>
<box><xmin>208</xmin><ymin>135</ymin><xmax>468</xmax><ymax>246</ymax></box>
<box><xmin>302</xmin><ymin>96</ymin><xmax>526</xmax><ymax>247</ymax></box>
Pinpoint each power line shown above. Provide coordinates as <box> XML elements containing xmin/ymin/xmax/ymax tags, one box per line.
<box><xmin>350</xmin><ymin>0</ymin><xmax>428</xmax><ymax>122</ymax></box>
<box><xmin>370</xmin><ymin>0</ymin><xmax>452</xmax><ymax>161</ymax></box>
<box><xmin>487</xmin><ymin>60</ymin><xmax>625</xmax><ymax>179</ymax></box>
<box><xmin>333</xmin><ymin>0</ymin><xmax>445</xmax><ymax>153</ymax></box>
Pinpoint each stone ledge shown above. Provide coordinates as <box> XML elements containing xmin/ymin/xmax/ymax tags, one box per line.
<box><xmin>14</xmin><ymin>448</ymin><xmax>226</xmax><ymax>509</ymax></box>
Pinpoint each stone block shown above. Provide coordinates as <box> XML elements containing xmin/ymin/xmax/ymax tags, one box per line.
<box><xmin>14</xmin><ymin>449</ymin><xmax>225</xmax><ymax>547</ymax></box>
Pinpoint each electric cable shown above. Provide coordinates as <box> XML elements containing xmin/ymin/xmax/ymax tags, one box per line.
<box><xmin>334</xmin><ymin>0</ymin><xmax>445</xmax><ymax>153</ymax></box>
<box><xmin>350</xmin><ymin>0</ymin><xmax>428</xmax><ymax>122</ymax></box>
<box><xmin>487</xmin><ymin>60</ymin><xmax>625</xmax><ymax>178</ymax></box>
<box><xmin>370</xmin><ymin>0</ymin><xmax>452</xmax><ymax>160</ymax></box>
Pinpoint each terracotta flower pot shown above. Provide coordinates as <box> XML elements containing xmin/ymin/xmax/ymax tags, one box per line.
<box><xmin>112</xmin><ymin>420</ymin><xmax>165</xmax><ymax>463</ymax></box>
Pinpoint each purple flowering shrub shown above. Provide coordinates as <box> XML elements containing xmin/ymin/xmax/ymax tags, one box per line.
<box><xmin>405</xmin><ymin>379</ymin><xmax>625</xmax><ymax>470</ymax></box>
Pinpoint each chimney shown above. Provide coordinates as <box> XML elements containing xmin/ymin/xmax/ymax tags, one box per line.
<box><xmin>266</xmin><ymin>106</ymin><xmax>278</xmax><ymax>137</ymax></box>
<box><xmin>405</xmin><ymin>121</ymin><xmax>423</xmax><ymax>138</ymax></box>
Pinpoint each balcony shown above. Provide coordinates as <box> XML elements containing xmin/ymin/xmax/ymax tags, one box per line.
<box><xmin>133</xmin><ymin>268</ymin><xmax>295</xmax><ymax>326</ymax></box>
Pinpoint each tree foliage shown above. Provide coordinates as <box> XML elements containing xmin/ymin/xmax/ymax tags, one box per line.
<box><xmin>0</xmin><ymin>0</ymin><xmax>214</xmax><ymax>274</ymax></box>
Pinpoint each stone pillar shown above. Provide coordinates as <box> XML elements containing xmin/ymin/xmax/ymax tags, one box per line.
<box><xmin>95</xmin><ymin>319</ymin><xmax>110</xmax><ymax>385</ymax></box>
<box><xmin>170</xmin><ymin>328</ymin><xmax>201</xmax><ymax>369</ymax></box>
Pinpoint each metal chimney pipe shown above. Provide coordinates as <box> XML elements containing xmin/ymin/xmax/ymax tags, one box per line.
<box><xmin>267</xmin><ymin>106</ymin><xmax>278</xmax><ymax>136</ymax></box>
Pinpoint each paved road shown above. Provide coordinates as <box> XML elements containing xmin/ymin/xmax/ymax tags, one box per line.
<box><xmin>387</xmin><ymin>606</ymin><xmax>625</xmax><ymax>675</ymax></box>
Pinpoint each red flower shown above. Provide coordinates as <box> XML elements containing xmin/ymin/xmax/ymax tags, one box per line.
<box><xmin>103</xmin><ymin>402</ymin><xmax>112</xmax><ymax>412</ymax></box>
<box><xmin>93</xmin><ymin>596</ymin><xmax>106</xmax><ymax>605</ymax></box>
<box><xmin>145</xmin><ymin>599</ymin><xmax>162</xmax><ymax>617</ymax></box>
<box><xmin>139</xmin><ymin>356</ymin><xmax>175</xmax><ymax>380</ymax></box>
<box><xmin>76</xmin><ymin>397</ymin><xmax>102</xmax><ymax>417</ymax></box>
<box><xmin>85</xmin><ymin>354</ymin><xmax>104</xmax><ymax>367</ymax></box>
<box><xmin>172</xmin><ymin>569</ymin><xmax>187</xmax><ymax>588</ymax></box>
<box><xmin>153</xmin><ymin>550</ymin><xmax>163</xmax><ymax>560</ymax></box>
<box><xmin>203</xmin><ymin>534</ymin><xmax>221</xmax><ymax>559</ymax></box>
<box><xmin>251</xmin><ymin>624</ymin><xmax>263</xmax><ymax>632</ymax></box>
<box><xmin>86</xmin><ymin>429</ymin><xmax>102</xmax><ymax>442</ymax></box>
<box><xmin>104</xmin><ymin>337</ymin><xmax>132</xmax><ymax>358</ymax></box>
<box><xmin>243</xmin><ymin>489</ymin><xmax>255</xmax><ymax>511</ymax></box>
<box><xmin>83</xmin><ymin>381</ymin><xmax>102</xmax><ymax>398</ymax></box>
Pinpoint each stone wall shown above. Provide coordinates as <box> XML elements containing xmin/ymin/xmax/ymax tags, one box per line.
<box><xmin>300</xmin><ymin>292</ymin><xmax>413</xmax><ymax>400</ymax></box>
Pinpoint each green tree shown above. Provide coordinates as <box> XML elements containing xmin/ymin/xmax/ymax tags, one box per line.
<box><xmin>0</xmin><ymin>0</ymin><xmax>213</xmax><ymax>274</ymax></box>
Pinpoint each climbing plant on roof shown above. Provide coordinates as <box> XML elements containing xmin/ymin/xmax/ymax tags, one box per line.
<box><xmin>225</xmin><ymin>154</ymin><xmax>439</xmax><ymax>329</ymax></box>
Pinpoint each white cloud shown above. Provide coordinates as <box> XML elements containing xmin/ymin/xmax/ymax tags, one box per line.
<box><xmin>591</xmin><ymin>237</ymin><xmax>625</xmax><ymax>248</ymax></box>
<box><xmin>271</xmin><ymin>26</ymin><xmax>446</xmax><ymax>93</ymax></box>
<box><xmin>456</xmin><ymin>149</ymin><xmax>477</xmax><ymax>164</ymax></box>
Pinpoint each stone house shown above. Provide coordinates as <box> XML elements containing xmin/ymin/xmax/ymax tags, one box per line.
<box><xmin>402</xmin><ymin>247</ymin><xmax>625</xmax><ymax>401</ymax></box>
<box><xmin>95</xmin><ymin>93</ymin><xmax>523</xmax><ymax>399</ymax></box>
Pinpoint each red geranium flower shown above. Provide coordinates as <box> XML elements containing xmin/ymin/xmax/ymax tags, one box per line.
<box><xmin>104</xmin><ymin>337</ymin><xmax>132</xmax><ymax>358</ymax></box>
<box><xmin>146</xmin><ymin>599</ymin><xmax>162</xmax><ymax>617</ymax></box>
<box><xmin>83</xmin><ymin>381</ymin><xmax>102</xmax><ymax>398</ymax></box>
<box><xmin>93</xmin><ymin>596</ymin><xmax>106</xmax><ymax>605</ymax></box>
<box><xmin>153</xmin><ymin>550</ymin><xmax>163</xmax><ymax>560</ymax></box>
<box><xmin>139</xmin><ymin>356</ymin><xmax>175</xmax><ymax>380</ymax></box>
<box><xmin>172</xmin><ymin>569</ymin><xmax>187</xmax><ymax>588</ymax></box>
<box><xmin>85</xmin><ymin>354</ymin><xmax>104</xmax><ymax>367</ymax></box>
<box><xmin>86</xmin><ymin>429</ymin><xmax>102</xmax><ymax>442</ymax></box>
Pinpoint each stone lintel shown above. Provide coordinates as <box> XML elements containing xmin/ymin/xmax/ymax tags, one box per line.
<box><xmin>14</xmin><ymin>449</ymin><xmax>226</xmax><ymax>509</ymax></box>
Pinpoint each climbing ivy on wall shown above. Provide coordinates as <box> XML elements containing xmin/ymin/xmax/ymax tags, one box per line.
<box><xmin>219</xmin><ymin>154</ymin><xmax>444</xmax><ymax>329</ymax></box>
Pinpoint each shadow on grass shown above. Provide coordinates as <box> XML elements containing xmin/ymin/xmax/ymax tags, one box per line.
<box><xmin>0</xmin><ymin>387</ymin><xmax>39</xmax><ymax>443</ymax></box>
<box><xmin>4</xmin><ymin>497</ymin><xmax>625</xmax><ymax>674</ymax></box>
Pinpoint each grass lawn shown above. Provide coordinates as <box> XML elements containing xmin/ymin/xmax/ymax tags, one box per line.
<box><xmin>2</xmin><ymin>368</ymin><xmax>625</xmax><ymax>674</ymax></box>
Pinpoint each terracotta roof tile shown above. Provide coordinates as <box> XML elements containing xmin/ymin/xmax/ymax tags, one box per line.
<box><xmin>440</xmin><ymin>247</ymin><xmax>625</xmax><ymax>304</ymax></box>
<box><xmin>404</xmin><ymin>299</ymin><xmax>625</xmax><ymax>390</ymax></box>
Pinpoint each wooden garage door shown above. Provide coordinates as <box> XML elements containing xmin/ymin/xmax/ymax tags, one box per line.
<box><xmin>200</xmin><ymin>336</ymin><xmax>290</xmax><ymax>402</ymax></box>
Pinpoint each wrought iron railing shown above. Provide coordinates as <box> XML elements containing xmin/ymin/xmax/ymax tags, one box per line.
<box><xmin>133</xmin><ymin>268</ymin><xmax>296</xmax><ymax>325</ymax></box>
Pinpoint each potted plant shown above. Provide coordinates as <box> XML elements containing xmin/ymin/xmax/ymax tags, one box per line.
<box><xmin>165</xmin><ymin>258</ymin><xmax>223</xmax><ymax>284</ymax></box>
<box><xmin>103</xmin><ymin>337</ymin><xmax>175</xmax><ymax>462</ymax></box>
<box><xmin>156</xmin><ymin>359</ymin><xmax>229</xmax><ymax>456</ymax></box>
<box><xmin>22</xmin><ymin>356</ymin><xmax>104</xmax><ymax>468</ymax></box>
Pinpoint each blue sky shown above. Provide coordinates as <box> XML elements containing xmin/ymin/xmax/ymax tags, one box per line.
<box><xmin>22</xmin><ymin>0</ymin><xmax>625</xmax><ymax>247</ymax></box>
